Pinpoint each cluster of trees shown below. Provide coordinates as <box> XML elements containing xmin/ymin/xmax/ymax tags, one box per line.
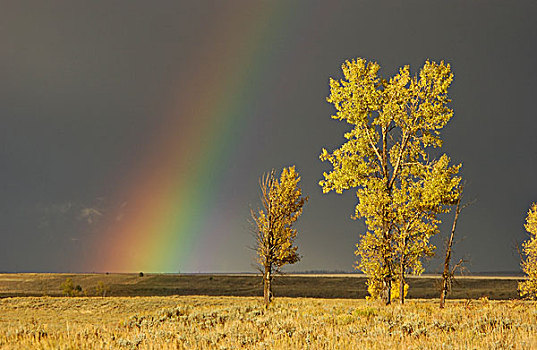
<box><xmin>250</xmin><ymin>58</ymin><xmax>537</xmax><ymax>308</ymax></box>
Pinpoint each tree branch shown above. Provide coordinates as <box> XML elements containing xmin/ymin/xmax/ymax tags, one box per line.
<box><xmin>364</xmin><ymin>126</ymin><xmax>384</xmax><ymax>176</ymax></box>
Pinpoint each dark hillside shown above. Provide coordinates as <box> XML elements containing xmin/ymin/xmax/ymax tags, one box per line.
<box><xmin>0</xmin><ymin>273</ymin><xmax>523</xmax><ymax>300</ymax></box>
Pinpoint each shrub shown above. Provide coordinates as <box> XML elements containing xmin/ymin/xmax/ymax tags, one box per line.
<box><xmin>390</xmin><ymin>281</ymin><xmax>409</xmax><ymax>301</ymax></box>
<box><xmin>61</xmin><ymin>278</ymin><xmax>82</xmax><ymax>297</ymax></box>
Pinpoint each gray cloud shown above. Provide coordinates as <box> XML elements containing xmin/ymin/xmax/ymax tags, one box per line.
<box><xmin>1</xmin><ymin>1</ymin><xmax>536</xmax><ymax>273</ymax></box>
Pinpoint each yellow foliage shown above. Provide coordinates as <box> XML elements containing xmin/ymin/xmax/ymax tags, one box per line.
<box><xmin>320</xmin><ymin>58</ymin><xmax>461</xmax><ymax>302</ymax></box>
<box><xmin>519</xmin><ymin>203</ymin><xmax>537</xmax><ymax>299</ymax></box>
<box><xmin>252</xmin><ymin>166</ymin><xmax>308</xmax><ymax>271</ymax></box>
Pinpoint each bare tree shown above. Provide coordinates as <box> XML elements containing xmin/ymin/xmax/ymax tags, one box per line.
<box><xmin>440</xmin><ymin>187</ymin><xmax>472</xmax><ymax>308</ymax></box>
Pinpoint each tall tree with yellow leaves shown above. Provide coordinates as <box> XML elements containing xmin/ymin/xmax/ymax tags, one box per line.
<box><xmin>320</xmin><ymin>58</ymin><xmax>461</xmax><ymax>304</ymax></box>
<box><xmin>251</xmin><ymin>166</ymin><xmax>308</xmax><ymax>307</ymax></box>
<box><xmin>519</xmin><ymin>203</ymin><xmax>537</xmax><ymax>299</ymax></box>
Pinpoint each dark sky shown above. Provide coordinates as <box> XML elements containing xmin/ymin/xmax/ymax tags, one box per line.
<box><xmin>1</xmin><ymin>1</ymin><xmax>537</xmax><ymax>273</ymax></box>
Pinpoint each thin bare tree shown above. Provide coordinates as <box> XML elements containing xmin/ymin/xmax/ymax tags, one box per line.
<box><xmin>440</xmin><ymin>186</ymin><xmax>472</xmax><ymax>308</ymax></box>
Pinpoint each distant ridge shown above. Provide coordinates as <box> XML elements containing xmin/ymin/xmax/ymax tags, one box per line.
<box><xmin>288</xmin><ymin>270</ymin><xmax>525</xmax><ymax>277</ymax></box>
<box><xmin>468</xmin><ymin>271</ymin><xmax>524</xmax><ymax>277</ymax></box>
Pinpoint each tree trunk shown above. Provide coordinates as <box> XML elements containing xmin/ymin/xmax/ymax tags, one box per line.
<box><xmin>263</xmin><ymin>265</ymin><xmax>272</xmax><ymax>308</ymax></box>
<box><xmin>384</xmin><ymin>278</ymin><xmax>391</xmax><ymax>305</ymax></box>
<box><xmin>400</xmin><ymin>256</ymin><xmax>405</xmax><ymax>304</ymax></box>
<box><xmin>440</xmin><ymin>196</ymin><xmax>462</xmax><ymax>309</ymax></box>
<box><xmin>382</xmin><ymin>242</ymin><xmax>392</xmax><ymax>305</ymax></box>
<box><xmin>383</xmin><ymin>228</ymin><xmax>392</xmax><ymax>306</ymax></box>
<box><xmin>439</xmin><ymin>274</ymin><xmax>448</xmax><ymax>308</ymax></box>
<box><xmin>378</xmin><ymin>127</ymin><xmax>392</xmax><ymax>306</ymax></box>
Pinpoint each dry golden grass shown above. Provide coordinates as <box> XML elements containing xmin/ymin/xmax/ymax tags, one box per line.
<box><xmin>1</xmin><ymin>296</ymin><xmax>536</xmax><ymax>349</ymax></box>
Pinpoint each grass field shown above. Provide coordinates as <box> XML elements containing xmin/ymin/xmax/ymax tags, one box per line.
<box><xmin>1</xmin><ymin>273</ymin><xmax>534</xmax><ymax>349</ymax></box>
<box><xmin>1</xmin><ymin>295</ymin><xmax>536</xmax><ymax>349</ymax></box>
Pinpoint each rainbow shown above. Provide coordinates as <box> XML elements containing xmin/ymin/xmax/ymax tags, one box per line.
<box><xmin>87</xmin><ymin>3</ymin><xmax>332</xmax><ymax>273</ymax></box>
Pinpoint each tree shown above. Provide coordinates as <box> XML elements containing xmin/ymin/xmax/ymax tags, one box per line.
<box><xmin>439</xmin><ymin>185</ymin><xmax>472</xmax><ymax>308</ymax></box>
<box><xmin>251</xmin><ymin>166</ymin><xmax>308</xmax><ymax>307</ymax></box>
<box><xmin>95</xmin><ymin>281</ymin><xmax>110</xmax><ymax>297</ymax></box>
<box><xmin>320</xmin><ymin>58</ymin><xmax>461</xmax><ymax>304</ymax></box>
<box><xmin>519</xmin><ymin>203</ymin><xmax>537</xmax><ymax>299</ymax></box>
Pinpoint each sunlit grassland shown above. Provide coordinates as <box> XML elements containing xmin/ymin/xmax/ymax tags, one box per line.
<box><xmin>1</xmin><ymin>296</ymin><xmax>536</xmax><ymax>349</ymax></box>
